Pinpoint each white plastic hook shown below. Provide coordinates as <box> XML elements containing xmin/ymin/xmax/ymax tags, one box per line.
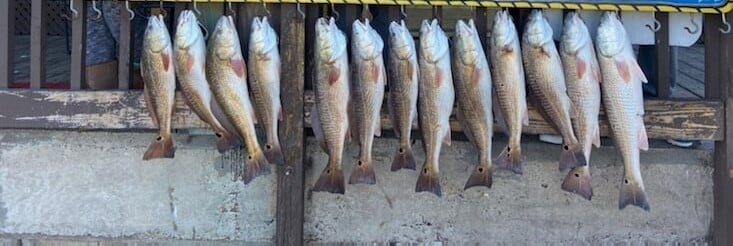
<box><xmin>684</xmin><ymin>13</ymin><xmax>699</xmax><ymax>34</ymax></box>
<box><xmin>125</xmin><ymin>0</ymin><xmax>135</xmax><ymax>20</ymax></box>
<box><xmin>646</xmin><ymin>12</ymin><xmax>661</xmax><ymax>32</ymax></box>
<box><xmin>68</xmin><ymin>0</ymin><xmax>78</xmax><ymax>19</ymax></box>
<box><xmin>720</xmin><ymin>13</ymin><xmax>731</xmax><ymax>34</ymax></box>
<box><xmin>91</xmin><ymin>0</ymin><xmax>102</xmax><ymax>20</ymax></box>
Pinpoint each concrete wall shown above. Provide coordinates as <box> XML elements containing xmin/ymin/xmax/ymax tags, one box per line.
<box><xmin>0</xmin><ymin>130</ymin><xmax>714</xmax><ymax>243</ymax></box>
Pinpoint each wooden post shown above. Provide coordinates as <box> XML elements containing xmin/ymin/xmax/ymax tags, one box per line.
<box><xmin>704</xmin><ymin>12</ymin><xmax>733</xmax><ymax>244</ymax></box>
<box><xmin>30</xmin><ymin>0</ymin><xmax>47</xmax><ymax>89</ymax></box>
<box><xmin>70</xmin><ymin>0</ymin><xmax>86</xmax><ymax>90</ymax></box>
<box><xmin>118</xmin><ymin>1</ymin><xmax>132</xmax><ymax>90</ymax></box>
<box><xmin>276</xmin><ymin>4</ymin><xmax>305</xmax><ymax>245</ymax></box>
<box><xmin>655</xmin><ymin>12</ymin><xmax>671</xmax><ymax>98</ymax></box>
<box><xmin>0</xmin><ymin>0</ymin><xmax>16</xmax><ymax>89</ymax></box>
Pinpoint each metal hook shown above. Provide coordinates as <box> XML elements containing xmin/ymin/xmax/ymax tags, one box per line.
<box><xmin>645</xmin><ymin>12</ymin><xmax>660</xmax><ymax>32</ymax></box>
<box><xmin>227</xmin><ymin>0</ymin><xmax>236</xmax><ymax>17</ymax></box>
<box><xmin>192</xmin><ymin>0</ymin><xmax>202</xmax><ymax>16</ymax></box>
<box><xmin>684</xmin><ymin>13</ymin><xmax>699</xmax><ymax>34</ymax></box>
<box><xmin>400</xmin><ymin>5</ymin><xmax>406</xmax><ymax>19</ymax></box>
<box><xmin>65</xmin><ymin>0</ymin><xmax>79</xmax><ymax>20</ymax></box>
<box><xmin>361</xmin><ymin>4</ymin><xmax>371</xmax><ymax>20</ymax></box>
<box><xmin>262</xmin><ymin>1</ymin><xmax>271</xmax><ymax>17</ymax></box>
<box><xmin>158</xmin><ymin>0</ymin><xmax>167</xmax><ymax>17</ymax></box>
<box><xmin>331</xmin><ymin>3</ymin><xmax>339</xmax><ymax>21</ymax></box>
<box><xmin>91</xmin><ymin>0</ymin><xmax>102</xmax><ymax>20</ymax></box>
<box><xmin>296</xmin><ymin>3</ymin><xmax>305</xmax><ymax>19</ymax></box>
<box><xmin>125</xmin><ymin>0</ymin><xmax>135</xmax><ymax>20</ymax></box>
<box><xmin>720</xmin><ymin>13</ymin><xmax>731</xmax><ymax>34</ymax></box>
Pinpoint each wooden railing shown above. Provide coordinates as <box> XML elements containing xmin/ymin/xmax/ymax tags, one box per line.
<box><xmin>0</xmin><ymin>0</ymin><xmax>732</xmax><ymax>244</ymax></box>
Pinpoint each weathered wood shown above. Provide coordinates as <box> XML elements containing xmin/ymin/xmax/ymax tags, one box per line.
<box><xmin>655</xmin><ymin>12</ymin><xmax>670</xmax><ymax>98</ymax></box>
<box><xmin>0</xmin><ymin>90</ymin><xmax>722</xmax><ymax>141</ymax></box>
<box><xmin>30</xmin><ymin>0</ymin><xmax>47</xmax><ymax>89</ymax></box>
<box><xmin>275</xmin><ymin>4</ymin><xmax>305</xmax><ymax>245</ymax></box>
<box><xmin>0</xmin><ymin>0</ymin><xmax>16</xmax><ymax>88</ymax></box>
<box><xmin>705</xmin><ymin>12</ymin><xmax>733</xmax><ymax>244</ymax></box>
<box><xmin>118</xmin><ymin>1</ymin><xmax>132</xmax><ymax>90</ymax></box>
<box><xmin>70</xmin><ymin>0</ymin><xmax>86</xmax><ymax>90</ymax></box>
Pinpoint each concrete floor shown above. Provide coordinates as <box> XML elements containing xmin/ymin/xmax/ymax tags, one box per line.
<box><xmin>0</xmin><ymin>130</ymin><xmax>714</xmax><ymax>243</ymax></box>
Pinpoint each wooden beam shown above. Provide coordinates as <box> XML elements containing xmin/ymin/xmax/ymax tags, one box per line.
<box><xmin>30</xmin><ymin>0</ymin><xmax>47</xmax><ymax>89</ymax></box>
<box><xmin>276</xmin><ymin>4</ymin><xmax>305</xmax><ymax>245</ymax></box>
<box><xmin>0</xmin><ymin>0</ymin><xmax>15</xmax><ymax>89</ymax></box>
<box><xmin>118</xmin><ymin>1</ymin><xmax>132</xmax><ymax>90</ymax></box>
<box><xmin>70</xmin><ymin>0</ymin><xmax>86</xmax><ymax>90</ymax></box>
<box><xmin>0</xmin><ymin>90</ymin><xmax>723</xmax><ymax>141</ymax></box>
<box><xmin>655</xmin><ymin>12</ymin><xmax>671</xmax><ymax>98</ymax></box>
<box><xmin>705</xmin><ymin>12</ymin><xmax>733</xmax><ymax>244</ymax></box>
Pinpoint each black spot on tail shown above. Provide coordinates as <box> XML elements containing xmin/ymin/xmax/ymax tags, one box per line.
<box><xmin>416</xmin><ymin>166</ymin><xmax>441</xmax><ymax>197</ymax></box>
<box><xmin>313</xmin><ymin>164</ymin><xmax>345</xmax><ymax>194</ymax></box>
<box><xmin>348</xmin><ymin>160</ymin><xmax>376</xmax><ymax>185</ymax></box>
<box><xmin>242</xmin><ymin>152</ymin><xmax>271</xmax><ymax>184</ymax></box>
<box><xmin>619</xmin><ymin>178</ymin><xmax>650</xmax><ymax>211</ymax></box>
<box><xmin>143</xmin><ymin>135</ymin><xmax>175</xmax><ymax>160</ymax></box>
<box><xmin>495</xmin><ymin>146</ymin><xmax>522</xmax><ymax>174</ymax></box>
<box><xmin>391</xmin><ymin>146</ymin><xmax>416</xmax><ymax>171</ymax></box>
<box><xmin>464</xmin><ymin>165</ymin><xmax>493</xmax><ymax>190</ymax></box>
<box><xmin>561</xmin><ymin>167</ymin><xmax>593</xmax><ymax>200</ymax></box>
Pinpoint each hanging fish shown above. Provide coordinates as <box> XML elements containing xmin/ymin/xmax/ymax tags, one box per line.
<box><xmin>452</xmin><ymin>19</ymin><xmax>494</xmax><ymax>190</ymax></box>
<box><xmin>207</xmin><ymin>16</ymin><xmax>270</xmax><ymax>184</ymax></box>
<box><xmin>348</xmin><ymin>19</ymin><xmax>386</xmax><ymax>185</ymax></box>
<box><xmin>387</xmin><ymin>20</ymin><xmax>419</xmax><ymax>172</ymax></box>
<box><xmin>141</xmin><ymin>14</ymin><xmax>176</xmax><ymax>160</ymax></box>
<box><xmin>596</xmin><ymin>11</ymin><xmax>650</xmax><ymax>211</ymax></box>
<box><xmin>522</xmin><ymin>9</ymin><xmax>587</xmax><ymax>171</ymax></box>
<box><xmin>559</xmin><ymin>11</ymin><xmax>602</xmax><ymax>200</ymax></box>
<box><xmin>490</xmin><ymin>10</ymin><xmax>527</xmax><ymax>175</ymax></box>
<box><xmin>416</xmin><ymin>19</ymin><xmax>454</xmax><ymax>197</ymax></box>
<box><xmin>173</xmin><ymin>10</ymin><xmax>236</xmax><ymax>153</ymax></box>
<box><xmin>311</xmin><ymin>17</ymin><xmax>351</xmax><ymax>194</ymax></box>
<box><xmin>248</xmin><ymin>16</ymin><xmax>285</xmax><ymax>165</ymax></box>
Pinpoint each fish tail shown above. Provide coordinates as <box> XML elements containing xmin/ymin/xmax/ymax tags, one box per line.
<box><xmin>390</xmin><ymin>144</ymin><xmax>416</xmax><ymax>171</ymax></box>
<box><xmin>214</xmin><ymin>130</ymin><xmax>237</xmax><ymax>153</ymax></box>
<box><xmin>559</xmin><ymin>143</ymin><xmax>587</xmax><ymax>171</ymax></box>
<box><xmin>619</xmin><ymin>178</ymin><xmax>650</xmax><ymax>211</ymax></box>
<box><xmin>464</xmin><ymin>161</ymin><xmax>493</xmax><ymax>190</ymax></box>
<box><xmin>241</xmin><ymin>151</ymin><xmax>271</xmax><ymax>184</ymax></box>
<box><xmin>348</xmin><ymin>159</ymin><xmax>376</xmax><ymax>185</ymax></box>
<box><xmin>495</xmin><ymin>146</ymin><xmax>523</xmax><ymax>174</ymax></box>
<box><xmin>263</xmin><ymin>141</ymin><xmax>286</xmax><ymax>166</ymax></box>
<box><xmin>143</xmin><ymin>134</ymin><xmax>175</xmax><ymax>160</ymax></box>
<box><xmin>312</xmin><ymin>158</ymin><xmax>345</xmax><ymax>194</ymax></box>
<box><xmin>561</xmin><ymin>166</ymin><xmax>593</xmax><ymax>200</ymax></box>
<box><xmin>415</xmin><ymin>162</ymin><xmax>441</xmax><ymax>197</ymax></box>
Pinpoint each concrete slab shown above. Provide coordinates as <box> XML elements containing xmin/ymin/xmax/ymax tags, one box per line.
<box><xmin>304</xmin><ymin>135</ymin><xmax>713</xmax><ymax>243</ymax></box>
<box><xmin>0</xmin><ymin>130</ymin><xmax>276</xmax><ymax>241</ymax></box>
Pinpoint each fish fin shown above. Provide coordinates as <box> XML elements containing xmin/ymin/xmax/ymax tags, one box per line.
<box><xmin>502</xmin><ymin>44</ymin><xmax>513</xmax><ymax>52</ymax></box>
<box><xmin>185</xmin><ymin>52</ymin><xmax>196</xmax><ymax>73</ymax></box>
<box><xmin>593</xmin><ymin>125</ymin><xmax>601</xmax><ymax>148</ymax></box>
<box><xmin>619</xmin><ymin>178</ymin><xmax>650</xmax><ymax>211</ymax></box>
<box><xmin>559</xmin><ymin>143</ymin><xmax>587</xmax><ymax>171</ymax></box>
<box><xmin>576</xmin><ymin>57</ymin><xmax>587</xmax><ymax>79</ymax></box>
<box><xmin>263</xmin><ymin>141</ymin><xmax>285</xmax><ymax>166</ymax></box>
<box><xmin>540</xmin><ymin>42</ymin><xmax>557</xmax><ymax>59</ymax></box>
<box><xmin>639</xmin><ymin>125</ymin><xmax>649</xmax><ymax>151</ymax></box>
<box><xmin>374</xmin><ymin>119</ymin><xmax>381</xmax><ymax>137</ymax></box>
<box><xmin>435</xmin><ymin>68</ymin><xmax>443</xmax><ymax>87</ymax></box>
<box><xmin>415</xmin><ymin>165</ymin><xmax>442</xmax><ymax>197</ymax></box>
<box><xmin>371</xmin><ymin>62</ymin><xmax>381</xmax><ymax>84</ymax></box>
<box><xmin>328</xmin><ymin>65</ymin><xmax>341</xmax><ymax>85</ymax></box>
<box><xmin>312</xmin><ymin>164</ymin><xmax>346</xmax><ymax>194</ymax></box>
<box><xmin>464</xmin><ymin>163</ymin><xmax>493</xmax><ymax>190</ymax></box>
<box><xmin>242</xmin><ymin>151</ymin><xmax>271</xmax><ymax>184</ymax></box>
<box><xmin>348</xmin><ymin>159</ymin><xmax>377</xmax><ymax>185</ymax></box>
<box><xmin>443</xmin><ymin>129</ymin><xmax>452</xmax><ymax>146</ymax></box>
<box><xmin>143</xmin><ymin>86</ymin><xmax>159</xmax><ymax>128</ymax></box>
<box><xmin>278</xmin><ymin>106</ymin><xmax>283</xmax><ymax>121</ymax></box>
<box><xmin>457</xmin><ymin>110</ymin><xmax>476</xmax><ymax>145</ymax></box>
<box><xmin>591</xmin><ymin>49</ymin><xmax>602</xmax><ymax>83</ymax></box>
<box><xmin>211</xmin><ymin>98</ymin><xmax>240</xmax><ymax>140</ymax></box>
<box><xmin>310</xmin><ymin>105</ymin><xmax>328</xmax><ymax>152</ymax></box>
<box><xmin>614</xmin><ymin>57</ymin><xmax>632</xmax><ymax>83</ymax></box>
<box><xmin>495</xmin><ymin>146</ymin><xmax>523</xmax><ymax>174</ymax></box>
<box><xmin>561</xmin><ymin>167</ymin><xmax>593</xmax><ymax>200</ymax></box>
<box><xmin>471</xmin><ymin>65</ymin><xmax>481</xmax><ymax>85</ymax></box>
<box><xmin>522</xmin><ymin>104</ymin><xmax>530</xmax><ymax>126</ymax></box>
<box><xmin>231</xmin><ymin>57</ymin><xmax>246</xmax><ymax>78</ymax></box>
<box><xmin>346</xmin><ymin>126</ymin><xmax>352</xmax><ymax>143</ymax></box>
<box><xmin>161</xmin><ymin>51</ymin><xmax>171</xmax><ymax>72</ymax></box>
<box><xmin>492</xmin><ymin>99</ymin><xmax>509</xmax><ymax>135</ymax></box>
<box><xmin>143</xmin><ymin>135</ymin><xmax>175</xmax><ymax>160</ymax></box>
<box><xmin>391</xmin><ymin>145</ymin><xmax>416</xmax><ymax>171</ymax></box>
<box><xmin>628</xmin><ymin>55</ymin><xmax>648</xmax><ymax>83</ymax></box>
<box><xmin>214</xmin><ymin>130</ymin><xmax>237</xmax><ymax>153</ymax></box>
